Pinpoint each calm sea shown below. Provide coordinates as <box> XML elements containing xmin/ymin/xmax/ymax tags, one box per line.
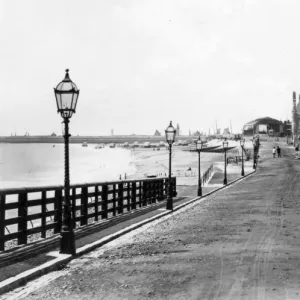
<box><xmin>0</xmin><ymin>144</ymin><xmax>136</xmax><ymax>189</ymax></box>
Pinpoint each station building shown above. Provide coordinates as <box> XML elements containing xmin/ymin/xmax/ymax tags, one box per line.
<box><xmin>243</xmin><ymin>117</ymin><xmax>284</xmax><ymax>136</ymax></box>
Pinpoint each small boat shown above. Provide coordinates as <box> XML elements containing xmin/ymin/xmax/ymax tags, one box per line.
<box><xmin>82</xmin><ymin>142</ymin><xmax>88</xmax><ymax>147</ymax></box>
<box><xmin>95</xmin><ymin>144</ymin><xmax>104</xmax><ymax>149</ymax></box>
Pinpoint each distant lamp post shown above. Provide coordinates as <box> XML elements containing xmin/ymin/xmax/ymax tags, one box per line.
<box><xmin>165</xmin><ymin>121</ymin><xmax>176</xmax><ymax>210</ymax></box>
<box><xmin>240</xmin><ymin>138</ymin><xmax>245</xmax><ymax>176</ymax></box>
<box><xmin>252</xmin><ymin>138</ymin><xmax>256</xmax><ymax>170</ymax></box>
<box><xmin>223</xmin><ymin>139</ymin><xmax>229</xmax><ymax>185</ymax></box>
<box><xmin>54</xmin><ymin>69</ymin><xmax>80</xmax><ymax>255</ymax></box>
<box><xmin>195</xmin><ymin>136</ymin><xmax>203</xmax><ymax>197</ymax></box>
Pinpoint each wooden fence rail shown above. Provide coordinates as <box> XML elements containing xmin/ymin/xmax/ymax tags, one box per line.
<box><xmin>0</xmin><ymin>177</ymin><xmax>176</xmax><ymax>251</ymax></box>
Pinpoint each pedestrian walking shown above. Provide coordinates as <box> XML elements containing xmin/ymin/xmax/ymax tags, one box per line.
<box><xmin>272</xmin><ymin>147</ymin><xmax>276</xmax><ymax>158</ymax></box>
<box><xmin>277</xmin><ymin>146</ymin><xmax>281</xmax><ymax>158</ymax></box>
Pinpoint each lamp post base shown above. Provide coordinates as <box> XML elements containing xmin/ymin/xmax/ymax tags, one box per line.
<box><xmin>60</xmin><ymin>230</ymin><xmax>76</xmax><ymax>255</ymax></box>
<box><xmin>223</xmin><ymin>178</ymin><xmax>227</xmax><ymax>185</ymax></box>
<box><xmin>166</xmin><ymin>197</ymin><xmax>173</xmax><ymax>210</ymax></box>
<box><xmin>241</xmin><ymin>170</ymin><xmax>245</xmax><ymax>176</ymax></box>
<box><xmin>197</xmin><ymin>187</ymin><xmax>202</xmax><ymax>197</ymax></box>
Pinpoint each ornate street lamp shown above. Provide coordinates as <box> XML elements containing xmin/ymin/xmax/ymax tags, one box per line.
<box><xmin>252</xmin><ymin>138</ymin><xmax>256</xmax><ymax>170</ymax></box>
<box><xmin>223</xmin><ymin>139</ymin><xmax>229</xmax><ymax>185</ymax></box>
<box><xmin>195</xmin><ymin>136</ymin><xmax>203</xmax><ymax>197</ymax></box>
<box><xmin>54</xmin><ymin>69</ymin><xmax>79</xmax><ymax>255</ymax></box>
<box><xmin>240</xmin><ymin>138</ymin><xmax>245</xmax><ymax>176</ymax></box>
<box><xmin>165</xmin><ymin>121</ymin><xmax>176</xmax><ymax>210</ymax></box>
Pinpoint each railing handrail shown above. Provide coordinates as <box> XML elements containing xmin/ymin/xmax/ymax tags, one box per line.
<box><xmin>0</xmin><ymin>176</ymin><xmax>172</xmax><ymax>194</ymax></box>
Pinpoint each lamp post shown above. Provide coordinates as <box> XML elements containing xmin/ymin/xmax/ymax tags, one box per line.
<box><xmin>165</xmin><ymin>121</ymin><xmax>176</xmax><ymax>210</ymax></box>
<box><xmin>54</xmin><ymin>69</ymin><xmax>79</xmax><ymax>255</ymax></box>
<box><xmin>223</xmin><ymin>139</ymin><xmax>229</xmax><ymax>185</ymax></box>
<box><xmin>240</xmin><ymin>138</ymin><xmax>245</xmax><ymax>176</ymax></box>
<box><xmin>252</xmin><ymin>138</ymin><xmax>256</xmax><ymax>170</ymax></box>
<box><xmin>195</xmin><ymin>136</ymin><xmax>203</xmax><ymax>197</ymax></box>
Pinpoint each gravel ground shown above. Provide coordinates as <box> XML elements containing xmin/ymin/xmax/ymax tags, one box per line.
<box><xmin>13</xmin><ymin>140</ymin><xmax>300</xmax><ymax>299</ymax></box>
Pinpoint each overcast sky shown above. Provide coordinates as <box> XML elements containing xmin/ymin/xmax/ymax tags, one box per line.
<box><xmin>0</xmin><ymin>0</ymin><xmax>298</xmax><ymax>136</ymax></box>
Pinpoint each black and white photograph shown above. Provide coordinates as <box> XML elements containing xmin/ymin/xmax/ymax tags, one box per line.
<box><xmin>0</xmin><ymin>0</ymin><xmax>299</xmax><ymax>299</ymax></box>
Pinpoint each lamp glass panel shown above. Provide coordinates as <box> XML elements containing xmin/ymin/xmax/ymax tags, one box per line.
<box><xmin>223</xmin><ymin>141</ymin><xmax>228</xmax><ymax>149</ymax></box>
<box><xmin>71</xmin><ymin>93</ymin><xmax>79</xmax><ymax>110</ymax></box>
<box><xmin>196</xmin><ymin>141</ymin><xmax>202</xmax><ymax>150</ymax></box>
<box><xmin>60</xmin><ymin>93</ymin><xmax>74</xmax><ymax>110</ymax></box>
<box><xmin>165</xmin><ymin>130</ymin><xmax>175</xmax><ymax>143</ymax></box>
<box><xmin>55</xmin><ymin>93</ymin><xmax>62</xmax><ymax>110</ymax></box>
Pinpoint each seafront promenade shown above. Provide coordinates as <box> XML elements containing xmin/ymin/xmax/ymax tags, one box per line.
<box><xmin>2</xmin><ymin>139</ymin><xmax>299</xmax><ymax>299</ymax></box>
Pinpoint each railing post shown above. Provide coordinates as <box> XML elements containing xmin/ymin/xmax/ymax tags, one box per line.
<box><xmin>71</xmin><ymin>188</ymin><xmax>76</xmax><ymax>229</ymax></box>
<box><xmin>18</xmin><ymin>191</ymin><xmax>27</xmax><ymax>245</ymax></box>
<box><xmin>118</xmin><ymin>182</ymin><xmax>124</xmax><ymax>214</ymax></box>
<box><xmin>41</xmin><ymin>191</ymin><xmax>46</xmax><ymax>238</ymax></box>
<box><xmin>54</xmin><ymin>189</ymin><xmax>62</xmax><ymax>234</ymax></box>
<box><xmin>101</xmin><ymin>184</ymin><xmax>108</xmax><ymax>219</ymax></box>
<box><xmin>81</xmin><ymin>186</ymin><xmax>88</xmax><ymax>226</ymax></box>
<box><xmin>94</xmin><ymin>186</ymin><xmax>99</xmax><ymax>222</ymax></box>
<box><xmin>139</xmin><ymin>182</ymin><xmax>142</xmax><ymax>207</ymax></box>
<box><xmin>112</xmin><ymin>184</ymin><xmax>116</xmax><ymax>216</ymax></box>
<box><xmin>159</xmin><ymin>179</ymin><xmax>164</xmax><ymax>201</ymax></box>
<box><xmin>132</xmin><ymin>182</ymin><xmax>137</xmax><ymax>209</ymax></box>
<box><xmin>173</xmin><ymin>177</ymin><xmax>177</xmax><ymax>196</ymax></box>
<box><xmin>127</xmin><ymin>182</ymin><xmax>131</xmax><ymax>211</ymax></box>
<box><xmin>143</xmin><ymin>181</ymin><xmax>148</xmax><ymax>206</ymax></box>
<box><xmin>0</xmin><ymin>194</ymin><xmax>5</xmax><ymax>251</ymax></box>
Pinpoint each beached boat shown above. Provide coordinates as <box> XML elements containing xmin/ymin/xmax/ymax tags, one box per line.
<box><xmin>95</xmin><ymin>144</ymin><xmax>104</xmax><ymax>149</ymax></box>
<box><xmin>82</xmin><ymin>142</ymin><xmax>88</xmax><ymax>147</ymax></box>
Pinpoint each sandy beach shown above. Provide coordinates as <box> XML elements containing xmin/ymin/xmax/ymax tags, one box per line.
<box><xmin>129</xmin><ymin>139</ymin><xmax>254</xmax><ymax>186</ymax></box>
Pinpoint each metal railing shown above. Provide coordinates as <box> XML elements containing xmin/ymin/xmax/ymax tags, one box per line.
<box><xmin>202</xmin><ymin>164</ymin><xmax>213</xmax><ymax>185</ymax></box>
<box><xmin>0</xmin><ymin>177</ymin><xmax>176</xmax><ymax>251</ymax></box>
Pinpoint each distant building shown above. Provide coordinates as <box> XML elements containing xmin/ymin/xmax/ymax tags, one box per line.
<box><xmin>284</xmin><ymin>120</ymin><xmax>292</xmax><ymax>137</ymax></box>
<box><xmin>154</xmin><ymin>129</ymin><xmax>161</xmax><ymax>136</ymax></box>
<box><xmin>193</xmin><ymin>130</ymin><xmax>200</xmax><ymax>136</ymax></box>
<box><xmin>111</xmin><ymin>129</ymin><xmax>114</xmax><ymax>136</ymax></box>
<box><xmin>243</xmin><ymin>117</ymin><xmax>284</xmax><ymax>136</ymax></box>
<box><xmin>51</xmin><ymin>132</ymin><xmax>57</xmax><ymax>136</ymax></box>
<box><xmin>189</xmin><ymin>129</ymin><xmax>191</xmax><ymax>136</ymax></box>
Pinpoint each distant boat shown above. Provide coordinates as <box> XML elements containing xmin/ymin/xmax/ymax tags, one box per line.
<box><xmin>82</xmin><ymin>142</ymin><xmax>88</xmax><ymax>147</ymax></box>
<box><xmin>95</xmin><ymin>144</ymin><xmax>104</xmax><ymax>149</ymax></box>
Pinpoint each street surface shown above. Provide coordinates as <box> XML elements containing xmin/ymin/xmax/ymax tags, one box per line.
<box><xmin>7</xmin><ymin>140</ymin><xmax>300</xmax><ymax>300</ymax></box>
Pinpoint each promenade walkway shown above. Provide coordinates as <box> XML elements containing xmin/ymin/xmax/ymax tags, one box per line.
<box><xmin>4</xmin><ymin>140</ymin><xmax>300</xmax><ymax>299</ymax></box>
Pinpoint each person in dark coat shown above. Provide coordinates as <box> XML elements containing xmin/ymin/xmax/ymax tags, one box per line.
<box><xmin>277</xmin><ymin>146</ymin><xmax>281</xmax><ymax>158</ymax></box>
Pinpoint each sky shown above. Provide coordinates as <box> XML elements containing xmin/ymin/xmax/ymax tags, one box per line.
<box><xmin>0</xmin><ymin>0</ymin><xmax>298</xmax><ymax>136</ymax></box>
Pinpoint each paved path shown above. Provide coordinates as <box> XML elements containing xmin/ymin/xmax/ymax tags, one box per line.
<box><xmin>6</xmin><ymin>141</ymin><xmax>300</xmax><ymax>300</ymax></box>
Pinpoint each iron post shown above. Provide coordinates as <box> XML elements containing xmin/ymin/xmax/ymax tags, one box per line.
<box><xmin>197</xmin><ymin>150</ymin><xmax>202</xmax><ymax>196</ymax></box>
<box><xmin>166</xmin><ymin>144</ymin><xmax>173</xmax><ymax>210</ymax></box>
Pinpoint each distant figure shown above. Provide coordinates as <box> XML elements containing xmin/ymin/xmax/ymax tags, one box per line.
<box><xmin>119</xmin><ymin>175</ymin><xmax>122</xmax><ymax>180</ymax></box>
<box><xmin>125</xmin><ymin>173</ymin><xmax>127</xmax><ymax>180</ymax></box>
<box><xmin>277</xmin><ymin>146</ymin><xmax>281</xmax><ymax>158</ymax></box>
<box><xmin>272</xmin><ymin>147</ymin><xmax>276</xmax><ymax>158</ymax></box>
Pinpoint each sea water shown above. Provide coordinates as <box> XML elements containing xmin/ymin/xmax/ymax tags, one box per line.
<box><xmin>0</xmin><ymin>144</ymin><xmax>136</xmax><ymax>189</ymax></box>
